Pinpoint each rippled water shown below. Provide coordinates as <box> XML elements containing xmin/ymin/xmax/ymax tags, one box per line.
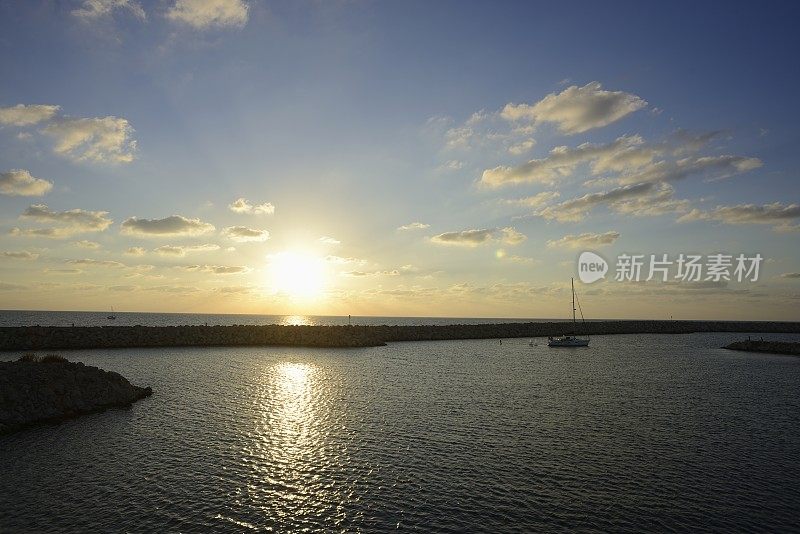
<box><xmin>2</xmin><ymin>333</ymin><xmax>800</xmax><ymax>532</ymax></box>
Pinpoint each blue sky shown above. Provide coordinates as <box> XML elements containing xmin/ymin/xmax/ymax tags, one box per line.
<box><xmin>0</xmin><ymin>0</ymin><xmax>798</xmax><ymax>319</ymax></box>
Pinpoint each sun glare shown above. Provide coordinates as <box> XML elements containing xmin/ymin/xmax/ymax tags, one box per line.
<box><xmin>267</xmin><ymin>251</ymin><xmax>326</xmax><ymax>300</ymax></box>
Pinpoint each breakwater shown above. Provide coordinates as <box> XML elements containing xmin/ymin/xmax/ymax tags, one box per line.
<box><xmin>1</xmin><ymin>320</ymin><xmax>800</xmax><ymax>351</ymax></box>
<box><xmin>724</xmin><ymin>340</ymin><xmax>800</xmax><ymax>356</ymax></box>
<box><xmin>0</xmin><ymin>358</ymin><xmax>152</xmax><ymax>434</ymax></box>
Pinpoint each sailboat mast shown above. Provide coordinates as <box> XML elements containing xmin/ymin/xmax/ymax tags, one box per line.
<box><xmin>571</xmin><ymin>277</ymin><xmax>576</xmax><ymax>324</ymax></box>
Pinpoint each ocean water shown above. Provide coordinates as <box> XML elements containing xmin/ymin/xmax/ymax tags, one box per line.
<box><xmin>0</xmin><ymin>310</ymin><xmax>565</xmax><ymax>328</ymax></box>
<box><xmin>2</xmin><ymin>332</ymin><xmax>800</xmax><ymax>532</ymax></box>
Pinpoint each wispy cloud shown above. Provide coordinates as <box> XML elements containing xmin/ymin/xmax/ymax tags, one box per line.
<box><xmin>546</xmin><ymin>231</ymin><xmax>620</xmax><ymax>249</ymax></box>
<box><xmin>0</xmin><ymin>104</ymin><xmax>59</xmax><ymax>126</ymax></box>
<box><xmin>72</xmin><ymin>0</ymin><xmax>146</xmax><ymax>21</ymax></box>
<box><xmin>678</xmin><ymin>202</ymin><xmax>800</xmax><ymax>232</ymax></box>
<box><xmin>222</xmin><ymin>226</ymin><xmax>270</xmax><ymax>242</ymax></box>
<box><xmin>166</xmin><ymin>0</ymin><xmax>249</xmax><ymax>29</ymax></box>
<box><xmin>13</xmin><ymin>204</ymin><xmax>113</xmax><ymax>238</ymax></box>
<box><xmin>397</xmin><ymin>222</ymin><xmax>430</xmax><ymax>231</ymax></box>
<box><xmin>154</xmin><ymin>244</ymin><xmax>220</xmax><ymax>256</ymax></box>
<box><xmin>430</xmin><ymin>227</ymin><xmax>526</xmax><ymax>247</ymax></box>
<box><xmin>2</xmin><ymin>251</ymin><xmax>39</xmax><ymax>260</ymax></box>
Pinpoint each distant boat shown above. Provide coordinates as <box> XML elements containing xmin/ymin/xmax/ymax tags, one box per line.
<box><xmin>548</xmin><ymin>278</ymin><xmax>589</xmax><ymax>347</ymax></box>
<box><xmin>107</xmin><ymin>306</ymin><xmax>116</xmax><ymax>321</ymax></box>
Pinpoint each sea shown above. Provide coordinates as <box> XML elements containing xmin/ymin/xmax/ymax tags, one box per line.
<box><xmin>1</xmin><ymin>311</ymin><xmax>799</xmax><ymax>532</ymax></box>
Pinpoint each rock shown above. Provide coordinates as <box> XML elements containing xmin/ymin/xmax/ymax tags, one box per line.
<box><xmin>723</xmin><ymin>340</ymin><xmax>800</xmax><ymax>356</ymax></box>
<box><xmin>0</xmin><ymin>358</ymin><xmax>152</xmax><ymax>435</ymax></box>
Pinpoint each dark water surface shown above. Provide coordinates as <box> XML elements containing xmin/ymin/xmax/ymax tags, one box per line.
<box><xmin>2</xmin><ymin>332</ymin><xmax>800</xmax><ymax>532</ymax></box>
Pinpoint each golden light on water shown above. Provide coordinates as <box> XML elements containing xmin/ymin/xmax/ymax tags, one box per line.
<box><xmin>267</xmin><ymin>252</ymin><xmax>327</xmax><ymax>301</ymax></box>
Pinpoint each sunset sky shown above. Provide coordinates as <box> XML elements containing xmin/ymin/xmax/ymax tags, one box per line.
<box><xmin>1</xmin><ymin>0</ymin><xmax>798</xmax><ymax>319</ymax></box>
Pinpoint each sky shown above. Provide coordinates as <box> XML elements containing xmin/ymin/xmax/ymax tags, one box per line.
<box><xmin>0</xmin><ymin>0</ymin><xmax>798</xmax><ymax>320</ymax></box>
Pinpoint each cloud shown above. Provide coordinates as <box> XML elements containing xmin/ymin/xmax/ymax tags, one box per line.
<box><xmin>481</xmin><ymin>135</ymin><xmax>643</xmax><ymax>187</ymax></box>
<box><xmin>0</xmin><ymin>169</ymin><xmax>53</xmax><ymax>197</ymax></box>
<box><xmin>228</xmin><ymin>198</ymin><xmax>275</xmax><ymax>215</ymax></box>
<box><xmin>74</xmin><ymin>240</ymin><xmax>101</xmax><ymax>249</ymax></box>
<box><xmin>122</xmin><ymin>215</ymin><xmax>215</xmax><ymax>236</ymax></box>
<box><xmin>125</xmin><ymin>246</ymin><xmax>146</xmax><ymax>256</ymax></box>
<box><xmin>180</xmin><ymin>264</ymin><xmax>251</xmax><ymax>274</ymax></box>
<box><xmin>501</xmin><ymin>82</ymin><xmax>647</xmax><ymax>134</ymax></box>
<box><xmin>66</xmin><ymin>259</ymin><xmax>125</xmax><ymax>268</ymax></box>
<box><xmin>43</xmin><ymin>116</ymin><xmax>136</xmax><ymax>164</ymax></box>
<box><xmin>678</xmin><ymin>202</ymin><xmax>800</xmax><ymax>231</ymax></box>
<box><xmin>2</xmin><ymin>251</ymin><xmax>39</xmax><ymax>260</ymax></box>
<box><xmin>154</xmin><ymin>244</ymin><xmax>220</xmax><ymax>256</ymax></box>
<box><xmin>326</xmin><ymin>255</ymin><xmax>366</xmax><ymax>265</ymax></box>
<box><xmin>318</xmin><ymin>236</ymin><xmax>340</xmax><ymax>245</ymax></box>
<box><xmin>72</xmin><ymin>0</ymin><xmax>146</xmax><ymax>21</ymax></box>
<box><xmin>0</xmin><ymin>282</ymin><xmax>27</xmax><ymax>291</ymax></box>
<box><xmin>546</xmin><ymin>231</ymin><xmax>620</xmax><ymax>249</ymax></box>
<box><xmin>342</xmin><ymin>270</ymin><xmax>401</xmax><ymax>277</ymax></box>
<box><xmin>507</xmin><ymin>138</ymin><xmax>536</xmax><ymax>155</ymax></box>
<box><xmin>780</xmin><ymin>272</ymin><xmax>800</xmax><ymax>279</ymax></box>
<box><xmin>506</xmin><ymin>191</ymin><xmax>561</xmax><ymax>208</ymax></box>
<box><xmin>166</xmin><ymin>0</ymin><xmax>249</xmax><ymax>29</ymax></box>
<box><xmin>0</xmin><ymin>104</ymin><xmax>60</xmax><ymax>126</ymax></box>
<box><xmin>613</xmin><ymin>155</ymin><xmax>762</xmax><ymax>186</ymax></box>
<box><xmin>430</xmin><ymin>227</ymin><xmax>526</xmax><ymax>247</ymax></box>
<box><xmin>15</xmin><ymin>204</ymin><xmax>113</xmax><ymax>237</ymax></box>
<box><xmin>397</xmin><ymin>222</ymin><xmax>431</xmax><ymax>231</ymax></box>
<box><xmin>222</xmin><ymin>226</ymin><xmax>270</xmax><ymax>242</ymax></box>
<box><xmin>537</xmin><ymin>182</ymin><xmax>690</xmax><ymax>222</ymax></box>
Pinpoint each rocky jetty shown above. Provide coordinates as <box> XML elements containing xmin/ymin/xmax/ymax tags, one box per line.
<box><xmin>0</xmin><ymin>356</ymin><xmax>152</xmax><ymax>435</ymax></box>
<box><xmin>0</xmin><ymin>320</ymin><xmax>799</xmax><ymax>351</ymax></box>
<box><xmin>723</xmin><ymin>340</ymin><xmax>800</xmax><ymax>356</ymax></box>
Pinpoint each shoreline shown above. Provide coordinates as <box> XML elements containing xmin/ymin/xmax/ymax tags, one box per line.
<box><xmin>2</xmin><ymin>320</ymin><xmax>799</xmax><ymax>351</ymax></box>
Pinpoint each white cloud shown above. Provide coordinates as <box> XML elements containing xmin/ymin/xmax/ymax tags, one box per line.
<box><xmin>125</xmin><ymin>246</ymin><xmax>146</xmax><ymax>256</ymax></box>
<box><xmin>430</xmin><ymin>227</ymin><xmax>526</xmax><ymax>247</ymax></box>
<box><xmin>326</xmin><ymin>255</ymin><xmax>367</xmax><ymax>265</ymax></box>
<box><xmin>221</xmin><ymin>226</ymin><xmax>270</xmax><ymax>242</ymax></box>
<box><xmin>318</xmin><ymin>236</ymin><xmax>340</xmax><ymax>245</ymax></box>
<box><xmin>43</xmin><ymin>116</ymin><xmax>136</xmax><ymax>164</ymax></box>
<box><xmin>2</xmin><ymin>251</ymin><xmax>39</xmax><ymax>260</ymax></box>
<box><xmin>154</xmin><ymin>244</ymin><xmax>220</xmax><ymax>256</ymax></box>
<box><xmin>505</xmin><ymin>191</ymin><xmax>561</xmax><ymax>208</ymax></box>
<box><xmin>122</xmin><ymin>215</ymin><xmax>215</xmax><ymax>236</ymax></box>
<box><xmin>537</xmin><ymin>183</ymin><xmax>689</xmax><ymax>222</ymax></box>
<box><xmin>398</xmin><ymin>222</ymin><xmax>431</xmax><ymax>231</ymax></box>
<box><xmin>67</xmin><ymin>259</ymin><xmax>125</xmax><ymax>268</ymax></box>
<box><xmin>501</xmin><ymin>82</ymin><xmax>647</xmax><ymax>134</ymax></box>
<box><xmin>166</xmin><ymin>0</ymin><xmax>249</xmax><ymax>29</ymax></box>
<box><xmin>179</xmin><ymin>264</ymin><xmax>251</xmax><ymax>274</ymax></box>
<box><xmin>228</xmin><ymin>198</ymin><xmax>275</xmax><ymax>215</ymax></box>
<box><xmin>0</xmin><ymin>104</ymin><xmax>60</xmax><ymax>126</ymax></box>
<box><xmin>546</xmin><ymin>231</ymin><xmax>620</xmax><ymax>249</ymax></box>
<box><xmin>481</xmin><ymin>135</ymin><xmax>643</xmax><ymax>187</ymax></box>
<box><xmin>508</xmin><ymin>138</ymin><xmax>536</xmax><ymax>155</ymax></box>
<box><xmin>74</xmin><ymin>240</ymin><xmax>101</xmax><ymax>249</ymax></box>
<box><xmin>0</xmin><ymin>169</ymin><xmax>53</xmax><ymax>197</ymax></box>
<box><xmin>614</xmin><ymin>155</ymin><xmax>762</xmax><ymax>186</ymax></box>
<box><xmin>18</xmin><ymin>204</ymin><xmax>113</xmax><ymax>237</ymax></box>
<box><xmin>678</xmin><ymin>202</ymin><xmax>800</xmax><ymax>232</ymax></box>
<box><xmin>72</xmin><ymin>0</ymin><xmax>146</xmax><ymax>21</ymax></box>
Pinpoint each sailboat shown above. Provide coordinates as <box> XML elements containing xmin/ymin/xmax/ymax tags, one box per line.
<box><xmin>107</xmin><ymin>306</ymin><xmax>116</xmax><ymax>320</ymax></box>
<box><xmin>548</xmin><ymin>278</ymin><xmax>589</xmax><ymax>347</ymax></box>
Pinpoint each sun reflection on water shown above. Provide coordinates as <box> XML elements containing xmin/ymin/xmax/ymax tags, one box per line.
<box><xmin>246</xmin><ymin>360</ymin><xmax>350</xmax><ymax>527</ymax></box>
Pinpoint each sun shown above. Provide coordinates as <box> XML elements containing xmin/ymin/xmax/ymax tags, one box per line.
<box><xmin>267</xmin><ymin>251</ymin><xmax>326</xmax><ymax>300</ymax></box>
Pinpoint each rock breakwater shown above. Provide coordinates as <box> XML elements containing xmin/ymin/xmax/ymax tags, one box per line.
<box><xmin>723</xmin><ymin>340</ymin><xmax>800</xmax><ymax>356</ymax></box>
<box><xmin>1</xmin><ymin>321</ymin><xmax>799</xmax><ymax>351</ymax></box>
<box><xmin>0</xmin><ymin>357</ymin><xmax>152</xmax><ymax>434</ymax></box>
